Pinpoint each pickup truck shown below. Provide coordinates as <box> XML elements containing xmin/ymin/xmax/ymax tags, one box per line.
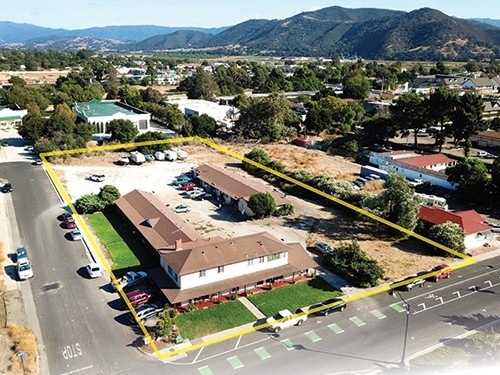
<box><xmin>112</xmin><ymin>271</ymin><xmax>148</xmax><ymax>291</ymax></box>
<box><xmin>266</xmin><ymin>308</ymin><xmax>308</xmax><ymax>333</ymax></box>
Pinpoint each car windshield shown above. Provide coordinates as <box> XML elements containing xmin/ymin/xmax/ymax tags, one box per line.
<box><xmin>19</xmin><ymin>263</ymin><xmax>31</xmax><ymax>271</ymax></box>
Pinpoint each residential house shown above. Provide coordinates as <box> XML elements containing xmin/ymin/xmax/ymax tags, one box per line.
<box><xmin>73</xmin><ymin>99</ymin><xmax>151</xmax><ymax>134</ymax></box>
<box><xmin>417</xmin><ymin>206</ymin><xmax>492</xmax><ymax>250</ymax></box>
<box><xmin>482</xmin><ymin>100</ymin><xmax>500</xmax><ymax>121</ymax></box>
<box><xmin>193</xmin><ymin>164</ymin><xmax>288</xmax><ymax>216</ymax></box>
<box><xmin>115</xmin><ymin>189</ymin><xmax>316</xmax><ymax>306</ymax></box>
<box><xmin>462</xmin><ymin>77</ymin><xmax>498</xmax><ymax>92</ymax></box>
<box><xmin>471</xmin><ymin>130</ymin><xmax>500</xmax><ymax>149</ymax></box>
<box><xmin>165</xmin><ymin>99</ymin><xmax>239</xmax><ymax>129</ymax></box>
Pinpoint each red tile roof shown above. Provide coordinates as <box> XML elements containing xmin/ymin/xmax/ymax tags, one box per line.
<box><xmin>475</xmin><ymin>130</ymin><xmax>500</xmax><ymax>140</ymax></box>
<box><xmin>399</xmin><ymin>154</ymin><xmax>455</xmax><ymax>168</ymax></box>
<box><xmin>417</xmin><ymin>206</ymin><xmax>491</xmax><ymax>234</ymax></box>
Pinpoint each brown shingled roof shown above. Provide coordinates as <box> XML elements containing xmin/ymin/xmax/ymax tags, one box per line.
<box><xmin>150</xmin><ymin>240</ymin><xmax>317</xmax><ymax>304</ymax></box>
<box><xmin>115</xmin><ymin>190</ymin><xmax>200</xmax><ymax>249</ymax></box>
<box><xmin>161</xmin><ymin>232</ymin><xmax>294</xmax><ymax>275</ymax></box>
<box><xmin>194</xmin><ymin>164</ymin><xmax>287</xmax><ymax>205</ymax></box>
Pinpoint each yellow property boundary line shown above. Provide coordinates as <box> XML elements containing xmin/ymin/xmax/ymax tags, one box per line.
<box><xmin>39</xmin><ymin>136</ymin><xmax>475</xmax><ymax>360</ymax></box>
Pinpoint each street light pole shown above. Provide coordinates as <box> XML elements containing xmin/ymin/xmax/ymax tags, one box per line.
<box><xmin>390</xmin><ymin>289</ymin><xmax>411</xmax><ymax>369</ymax></box>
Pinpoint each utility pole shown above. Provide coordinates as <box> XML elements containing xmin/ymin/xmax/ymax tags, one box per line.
<box><xmin>390</xmin><ymin>289</ymin><xmax>411</xmax><ymax>369</ymax></box>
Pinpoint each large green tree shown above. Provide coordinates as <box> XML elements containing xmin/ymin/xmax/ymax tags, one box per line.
<box><xmin>178</xmin><ymin>67</ymin><xmax>221</xmax><ymax>100</ymax></box>
<box><xmin>449</xmin><ymin>93</ymin><xmax>486</xmax><ymax>157</ymax></box>
<box><xmin>391</xmin><ymin>93</ymin><xmax>426</xmax><ymax>149</ymax></box>
<box><xmin>187</xmin><ymin>114</ymin><xmax>217</xmax><ymax>138</ymax></box>
<box><xmin>248</xmin><ymin>193</ymin><xmax>276</xmax><ymax>219</ymax></box>
<box><xmin>107</xmin><ymin>119</ymin><xmax>139</xmax><ymax>143</ymax></box>
<box><xmin>427</xmin><ymin>222</ymin><xmax>466</xmax><ymax>255</ymax></box>
<box><xmin>446</xmin><ymin>158</ymin><xmax>491</xmax><ymax>204</ymax></box>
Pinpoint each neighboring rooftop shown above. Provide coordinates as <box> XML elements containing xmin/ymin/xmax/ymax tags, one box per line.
<box><xmin>73</xmin><ymin>99</ymin><xmax>148</xmax><ymax>118</ymax></box>
<box><xmin>398</xmin><ymin>154</ymin><xmax>456</xmax><ymax>169</ymax></box>
<box><xmin>417</xmin><ymin>206</ymin><xmax>491</xmax><ymax>235</ymax></box>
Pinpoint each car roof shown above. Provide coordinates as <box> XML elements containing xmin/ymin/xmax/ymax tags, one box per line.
<box><xmin>126</xmin><ymin>289</ymin><xmax>148</xmax><ymax>297</ymax></box>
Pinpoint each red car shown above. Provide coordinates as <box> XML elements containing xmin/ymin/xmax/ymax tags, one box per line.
<box><xmin>429</xmin><ymin>264</ymin><xmax>452</xmax><ymax>281</ymax></box>
<box><xmin>64</xmin><ymin>217</ymin><xmax>77</xmax><ymax>229</ymax></box>
<box><xmin>182</xmin><ymin>182</ymin><xmax>196</xmax><ymax>191</ymax></box>
<box><xmin>125</xmin><ymin>289</ymin><xmax>152</xmax><ymax>307</ymax></box>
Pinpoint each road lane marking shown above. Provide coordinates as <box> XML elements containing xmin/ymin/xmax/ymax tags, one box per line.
<box><xmin>198</xmin><ymin>365</ymin><xmax>214</xmax><ymax>375</ymax></box>
<box><xmin>390</xmin><ymin>303</ymin><xmax>406</xmax><ymax>313</ymax></box>
<box><xmin>370</xmin><ymin>309</ymin><xmax>386</xmax><ymax>319</ymax></box>
<box><xmin>305</xmin><ymin>331</ymin><xmax>322</xmax><ymax>342</ymax></box>
<box><xmin>328</xmin><ymin>323</ymin><xmax>344</xmax><ymax>334</ymax></box>
<box><xmin>281</xmin><ymin>338</ymin><xmax>295</xmax><ymax>351</ymax></box>
<box><xmin>60</xmin><ymin>366</ymin><xmax>94</xmax><ymax>375</ymax></box>
<box><xmin>255</xmin><ymin>347</ymin><xmax>271</xmax><ymax>360</ymax></box>
<box><xmin>227</xmin><ymin>356</ymin><xmax>244</xmax><ymax>369</ymax></box>
<box><xmin>350</xmin><ymin>316</ymin><xmax>366</xmax><ymax>327</ymax></box>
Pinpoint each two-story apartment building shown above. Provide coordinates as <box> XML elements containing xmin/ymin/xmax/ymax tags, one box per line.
<box><xmin>115</xmin><ymin>190</ymin><xmax>315</xmax><ymax>306</ymax></box>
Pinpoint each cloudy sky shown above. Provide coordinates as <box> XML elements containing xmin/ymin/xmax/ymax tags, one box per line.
<box><xmin>3</xmin><ymin>0</ymin><xmax>498</xmax><ymax>29</ymax></box>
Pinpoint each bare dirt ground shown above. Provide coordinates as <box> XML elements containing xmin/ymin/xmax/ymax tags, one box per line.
<box><xmin>50</xmin><ymin>141</ymin><xmax>454</xmax><ymax>283</ymax></box>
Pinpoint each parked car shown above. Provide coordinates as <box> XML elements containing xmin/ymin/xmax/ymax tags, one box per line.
<box><xmin>476</xmin><ymin>151</ymin><xmax>497</xmax><ymax>159</ymax></box>
<box><xmin>181</xmin><ymin>182</ymin><xmax>197</xmax><ymax>191</ymax></box>
<box><xmin>125</xmin><ymin>289</ymin><xmax>152</xmax><ymax>307</ymax></box>
<box><xmin>429</xmin><ymin>264</ymin><xmax>452</xmax><ymax>281</ymax></box>
<box><xmin>394</xmin><ymin>276</ymin><xmax>426</xmax><ymax>291</ymax></box>
<box><xmin>64</xmin><ymin>217</ymin><xmax>77</xmax><ymax>229</ymax></box>
<box><xmin>314</xmin><ymin>242</ymin><xmax>332</xmax><ymax>254</ymax></box>
<box><xmin>69</xmin><ymin>230</ymin><xmax>82</xmax><ymax>241</ymax></box>
<box><xmin>313</xmin><ymin>297</ymin><xmax>347</xmax><ymax>316</ymax></box>
<box><xmin>17</xmin><ymin>259</ymin><xmax>34</xmax><ymax>280</ymax></box>
<box><xmin>85</xmin><ymin>263</ymin><xmax>102</xmax><ymax>278</ymax></box>
<box><xmin>117</xmin><ymin>157</ymin><xmax>129</xmax><ymax>166</ymax></box>
<box><xmin>266</xmin><ymin>309</ymin><xmax>307</xmax><ymax>333</ymax></box>
<box><xmin>16</xmin><ymin>247</ymin><xmax>28</xmax><ymax>263</ymax></box>
<box><xmin>172</xmin><ymin>176</ymin><xmax>192</xmax><ymax>185</ymax></box>
<box><xmin>1</xmin><ymin>182</ymin><xmax>13</xmax><ymax>193</ymax></box>
<box><xmin>90</xmin><ymin>174</ymin><xmax>106</xmax><ymax>182</ymax></box>
<box><xmin>172</xmin><ymin>204</ymin><xmax>191</xmax><ymax>213</ymax></box>
<box><xmin>129</xmin><ymin>304</ymin><xmax>163</xmax><ymax>324</ymax></box>
<box><xmin>190</xmin><ymin>191</ymin><xmax>206</xmax><ymax>200</ymax></box>
<box><xmin>112</xmin><ymin>271</ymin><xmax>148</xmax><ymax>291</ymax></box>
<box><xmin>34</xmin><ymin>159</ymin><xmax>43</xmax><ymax>165</ymax></box>
<box><xmin>185</xmin><ymin>187</ymin><xmax>204</xmax><ymax>196</ymax></box>
<box><xmin>193</xmin><ymin>192</ymin><xmax>212</xmax><ymax>201</ymax></box>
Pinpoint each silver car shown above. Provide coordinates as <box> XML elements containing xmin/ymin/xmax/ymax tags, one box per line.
<box><xmin>129</xmin><ymin>304</ymin><xmax>162</xmax><ymax>324</ymax></box>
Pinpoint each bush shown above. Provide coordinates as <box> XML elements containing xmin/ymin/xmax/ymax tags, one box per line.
<box><xmin>248</xmin><ymin>192</ymin><xmax>276</xmax><ymax>219</ymax></box>
<box><xmin>99</xmin><ymin>185</ymin><xmax>121</xmax><ymax>205</ymax></box>
<box><xmin>75</xmin><ymin>194</ymin><xmax>106</xmax><ymax>214</ymax></box>
<box><xmin>274</xmin><ymin>203</ymin><xmax>294</xmax><ymax>216</ymax></box>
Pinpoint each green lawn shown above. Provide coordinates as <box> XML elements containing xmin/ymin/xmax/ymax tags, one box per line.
<box><xmin>86</xmin><ymin>212</ymin><xmax>143</xmax><ymax>270</ymax></box>
<box><xmin>248</xmin><ymin>278</ymin><xmax>341</xmax><ymax>317</ymax></box>
<box><xmin>175</xmin><ymin>300</ymin><xmax>256</xmax><ymax>340</ymax></box>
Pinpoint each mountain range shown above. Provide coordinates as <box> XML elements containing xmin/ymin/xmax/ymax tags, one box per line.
<box><xmin>1</xmin><ymin>6</ymin><xmax>499</xmax><ymax>61</ymax></box>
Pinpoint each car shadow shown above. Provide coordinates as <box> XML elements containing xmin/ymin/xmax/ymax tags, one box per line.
<box><xmin>64</xmin><ymin>232</ymin><xmax>74</xmax><ymax>241</ymax></box>
<box><xmin>76</xmin><ymin>267</ymin><xmax>91</xmax><ymax>279</ymax></box>
<box><xmin>3</xmin><ymin>264</ymin><xmax>18</xmax><ymax>281</ymax></box>
<box><xmin>114</xmin><ymin>312</ymin><xmax>133</xmax><ymax>326</ymax></box>
<box><xmin>108</xmin><ymin>298</ymin><xmax>126</xmax><ymax>311</ymax></box>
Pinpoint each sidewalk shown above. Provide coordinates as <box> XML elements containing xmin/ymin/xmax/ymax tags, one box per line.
<box><xmin>238</xmin><ymin>296</ymin><xmax>266</xmax><ymax>319</ymax></box>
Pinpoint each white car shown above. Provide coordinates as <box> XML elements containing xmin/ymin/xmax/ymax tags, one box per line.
<box><xmin>90</xmin><ymin>174</ymin><xmax>106</xmax><ymax>182</ymax></box>
<box><xmin>17</xmin><ymin>259</ymin><xmax>34</xmax><ymax>280</ymax></box>
<box><xmin>129</xmin><ymin>304</ymin><xmax>163</xmax><ymax>324</ymax></box>
<box><xmin>85</xmin><ymin>263</ymin><xmax>102</xmax><ymax>278</ymax></box>
<box><xmin>266</xmin><ymin>309</ymin><xmax>307</xmax><ymax>333</ymax></box>
<box><xmin>70</xmin><ymin>229</ymin><xmax>82</xmax><ymax>241</ymax></box>
<box><xmin>172</xmin><ymin>204</ymin><xmax>191</xmax><ymax>213</ymax></box>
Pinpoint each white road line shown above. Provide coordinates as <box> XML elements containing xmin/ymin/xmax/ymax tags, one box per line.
<box><xmin>235</xmin><ymin>335</ymin><xmax>243</xmax><ymax>349</ymax></box>
<box><xmin>193</xmin><ymin>347</ymin><xmax>205</xmax><ymax>363</ymax></box>
<box><xmin>192</xmin><ymin>336</ymin><xmax>271</xmax><ymax>364</ymax></box>
<box><xmin>59</xmin><ymin>365</ymin><xmax>94</xmax><ymax>375</ymax></box>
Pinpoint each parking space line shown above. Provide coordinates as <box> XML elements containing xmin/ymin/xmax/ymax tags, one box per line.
<box><xmin>370</xmin><ymin>309</ymin><xmax>387</xmax><ymax>319</ymax></box>
<box><xmin>227</xmin><ymin>356</ymin><xmax>244</xmax><ymax>369</ymax></box>
<box><xmin>328</xmin><ymin>323</ymin><xmax>344</xmax><ymax>334</ymax></box>
<box><xmin>390</xmin><ymin>303</ymin><xmax>406</xmax><ymax>313</ymax></box>
<box><xmin>349</xmin><ymin>316</ymin><xmax>366</xmax><ymax>327</ymax></box>
<box><xmin>305</xmin><ymin>331</ymin><xmax>322</xmax><ymax>342</ymax></box>
<box><xmin>281</xmin><ymin>338</ymin><xmax>295</xmax><ymax>351</ymax></box>
<box><xmin>255</xmin><ymin>347</ymin><xmax>271</xmax><ymax>360</ymax></box>
<box><xmin>198</xmin><ymin>365</ymin><xmax>214</xmax><ymax>375</ymax></box>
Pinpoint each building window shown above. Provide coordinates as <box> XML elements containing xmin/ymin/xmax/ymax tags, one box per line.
<box><xmin>218</xmin><ymin>265</ymin><xmax>224</xmax><ymax>273</ymax></box>
<box><xmin>267</xmin><ymin>253</ymin><xmax>282</xmax><ymax>261</ymax></box>
<box><xmin>247</xmin><ymin>259</ymin><xmax>254</xmax><ymax>266</ymax></box>
<box><xmin>199</xmin><ymin>270</ymin><xmax>206</xmax><ymax>277</ymax></box>
<box><xmin>259</xmin><ymin>256</ymin><xmax>265</xmax><ymax>263</ymax></box>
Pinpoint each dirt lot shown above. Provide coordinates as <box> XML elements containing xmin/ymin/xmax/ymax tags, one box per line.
<box><xmin>51</xmin><ymin>142</ymin><xmax>454</xmax><ymax>282</ymax></box>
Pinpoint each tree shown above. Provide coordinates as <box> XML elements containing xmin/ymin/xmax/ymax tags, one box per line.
<box><xmin>180</xmin><ymin>67</ymin><xmax>220</xmax><ymax>100</ymax></box>
<box><xmin>427</xmin><ymin>222</ymin><xmax>466</xmax><ymax>255</ymax></box>
<box><xmin>449</xmin><ymin>93</ymin><xmax>486</xmax><ymax>156</ymax></box>
<box><xmin>360</xmin><ymin>116</ymin><xmax>398</xmax><ymax>144</ymax></box>
<box><xmin>98</xmin><ymin>185</ymin><xmax>121</xmax><ymax>205</ymax></box>
<box><xmin>364</xmin><ymin>174</ymin><xmax>421</xmax><ymax>233</ymax></box>
<box><xmin>74</xmin><ymin>194</ymin><xmax>106</xmax><ymax>214</ymax></box>
<box><xmin>153</xmin><ymin>309</ymin><xmax>179</xmax><ymax>341</ymax></box>
<box><xmin>188</xmin><ymin>114</ymin><xmax>217</xmax><ymax>138</ymax></box>
<box><xmin>391</xmin><ymin>93</ymin><xmax>426</xmax><ymax>149</ymax></box>
<box><xmin>135</xmin><ymin>131</ymin><xmax>168</xmax><ymax>154</ymax></box>
<box><xmin>248</xmin><ymin>193</ymin><xmax>276</xmax><ymax>219</ymax></box>
<box><xmin>446</xmin><ymin>158</ymin><xmax>491</xmax><ymax>204</ymax></box>
<box><xmin>107</xmin><ymin>119</ymin><xmax>139</xmax><ymax>143</ymax></box>
<box><xmin>342</xmin><ymin>75</ymin><xmax>370</xmax><ymax>100</ymax></box>
<box><xmin>326</xmin><ymin>240</ymin><xmax>384</xmax><ymax>287</ymax></box>
<box><xmin>491</xmin><ymin>159</ymin><xmax>500</xmax><ymax>208</ymax></box>
<box><xmin>243</xmin><ymin>148</ymin><xmax>271</xmax><ymax>177</ymax></box>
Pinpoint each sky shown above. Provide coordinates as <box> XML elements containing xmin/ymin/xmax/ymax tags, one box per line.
<box><xmin>3</xmin><ymin>0</ymin><xmax>499</xmax><ymax>29</ymax></box>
